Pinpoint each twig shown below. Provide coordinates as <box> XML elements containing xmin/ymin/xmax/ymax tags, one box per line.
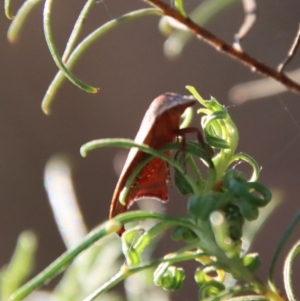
<box><xmin>163</xmin><ymin>0</ymin><xmax>239</xmax><ymax>59</ymax></box>
<box><xmin>233</xmin><ymin>0</ymin><xmax>257</xmax><ymax>50</ymax></box>
<box><xmin>143</xmin><ymin>0</ymin><xmax>300</xmax><ymax>95</ymax></box>
<box><xmin>278</xmin><ymin>23</ymin><xmax>300</xmax><ymax>73</ymax></box>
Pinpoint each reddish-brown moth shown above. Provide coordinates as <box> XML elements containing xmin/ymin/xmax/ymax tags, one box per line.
<box><xmin>109</xmin><ymin>93</ymin><xmax>209</xmax><ymax>235</ymax></box>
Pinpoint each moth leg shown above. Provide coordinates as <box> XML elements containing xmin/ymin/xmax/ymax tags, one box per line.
<box><xmin>174</xmin><ymin>127</ymin><xmax>214</xmax><ymax>158</ymax></box>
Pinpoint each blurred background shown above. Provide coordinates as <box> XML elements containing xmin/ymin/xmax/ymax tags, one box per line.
<box><xmin>1</xmin><ymin>0</ymin><xmax>300</xmax><ymax>300</ymax></box>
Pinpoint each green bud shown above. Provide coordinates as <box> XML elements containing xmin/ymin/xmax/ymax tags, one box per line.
<box><xmin>154</xmin><ymin>265</ymin><xmax>185</xmax><ymax>291</ymax></box>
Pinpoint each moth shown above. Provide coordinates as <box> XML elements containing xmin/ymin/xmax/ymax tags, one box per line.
<box><xmin>109</xmin><ymin>93</ymin><xmax>209</xmax><ymax>234</ymax></box>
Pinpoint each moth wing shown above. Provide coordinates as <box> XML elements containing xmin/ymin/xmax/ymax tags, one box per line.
<box><xmin>127</xmin><ymin>157</ymin><xmax>170</xmax><ymax>207</ymax></box>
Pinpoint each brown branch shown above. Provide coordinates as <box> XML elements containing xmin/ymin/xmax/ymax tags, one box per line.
<box><xmin>277</xmin><ymin>23</ymin><xmax>300</xmax><ymax>73</ymax></box>
<box><xmin>144</xmin><ymin>0</ymin><xmax>300</xmax><ymax>95</ymax></box>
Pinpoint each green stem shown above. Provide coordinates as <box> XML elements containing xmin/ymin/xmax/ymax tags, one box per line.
<box><xmin>41</xmin><ymin>8</ymin><xmax>161</xmax><ymax>114</ymax></box>
<box><xmin>10</xmin><ymin>210</ymin><xmax>274</xmax><ymax>301</ymax></box>
<box><xmin>9</xmin><ymin>211</ymin><xmax>195</xmax><ymax>301</ymax></box>
<box><xmin>43</xmin><ymin>0</ymin><xmax>99</xmax><ymax>94</ymax></box>
<box><xmin>191</xmin><ymin>221</ymin><xmax>269</xmax><ymax>297</ymax></box>
<box><xmin>9</xmin><ymin>226</ymin><xmax>108</xmax><ymax>301</ymax></box>
<box><xmin>82</xmin><ymin>270</ymin><xmax>126</xmax><ymax>301</ymax></box>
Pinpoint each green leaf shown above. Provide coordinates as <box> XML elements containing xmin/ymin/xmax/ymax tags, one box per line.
<box><xmin>172</xmin><ymin>226</ymin><xmax>198</xmax><ymax>242</ymax></box>
<box><xmin>187</xmin><ymin>192</ymin><xmax>227</xmax><ymax>220</ymax></box>
<box><xmin>243</xmin><ymin>253</ymin><xmax>261</xmax><ymax>272</ymax></box>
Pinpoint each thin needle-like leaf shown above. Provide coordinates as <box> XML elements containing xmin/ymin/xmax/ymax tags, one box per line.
<box><xmin>174</xmin><ymin>0</ymin><xmax>187</xmax><ymax>17</ymax></box>
<box><xmin>9</xmin><ymin>223</ymin><xmax>110</xmax><ymax>301</ymax></box>
<box><xmin>10</xmin><ymin>212</ymin><xmax>196</xmax><ymax>301</ymax></box>
<box><xmin>1</xmin><ymin>232</ymin><xmax>37</xmax><ymax>300</ymax></box>
<box><xmin>43</xmin><ymin>0</ymin><xmax>99</xmax><ymax>94</ymax></box>
<box><xmin>83</xmin><ymin>250</ymin><xmax>206</xmax><ymax>301</ymax></box>
<box><xmin>41</xmin><ymin>8</ymin><xmax>161</xmax><ymax>114</ymax></box>
<box><xmin>283</xmin><ymin>240</ymin><xmax>300</xmax><ymax>301</ymax></box>
<box><xmin>7</xmin><ymin>0</ymin><xmax>43</xmax><ymax>43</ymax></box>
<box><xmin>62</xmin><ymin>0</ymin><xmax>95</xmax><ymax>63</ymax></box>
<box><xmin>229</xmin><ymin>152</ymin><xmax>260</xmax><ymax>182</ymax></box>
<box><xmin>80</xmin><ymin>138</ymin><xmax>214</xmax><ymax>195</ymax></box>
<box><xmin>268</xmin><ymin>211</ymin><xmax>300</xmax><ymax>292</ymax></box>
<box><xmin>5</xmin><ymin>0</ymin><xmax>14</xmax><ymax>19</ymax></box>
